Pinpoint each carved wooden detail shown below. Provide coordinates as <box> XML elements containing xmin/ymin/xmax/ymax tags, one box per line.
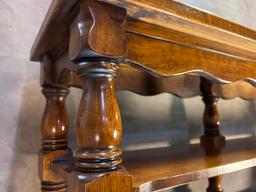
<box><xmin>40</xmin><ymin>57</ymin><xmax>256</xmax><ymax>100</ymax></box>
<box><xmin>40</xmin><ymin>87</ymin><xmax>71</xmax><ymax>192</ymax></box>
<box><xmin>41</xmin><ymin>88</ymin><xmax>70</xmax><ymax>150</ymax></box>
<box><xmin>30</xmin><ymin>0</ymin><xmax>79</xmax><ymax>61</ymax></box>
<box><xmin>69</xmin><ymin>0</ymin><xmax>127</xmax><ymax>61</ymax></box>
<box><xmin>200</xmin><ymin>78</ymin><xmax>225</xmax><ymax>192</ymax></box>
<box><xmin>207</xmin><ymin>176</ymin><xmax>224</xmax><ymax>192</ymax></box>
<box><xmin>200</xmin><ymin>78</ymin><xmax>225</xmax><ymax>150</ymax></box>
<box><xmin>74</xmin><ymin>61</ymin><xmax>122</xmax><ymax>172</ymax></box>
<box><xmin>31</xmin><ymin>0</ymin><xmax>256</xmax><ymax>191</ymax></box>
<box><xmin>124</xmin><ymin>34</ymin><xmax>256</xmax><ymax>83</ymax></box>
<box><xmin>67</xmin><ymin>0</ymin><xmax>127</xmax><ymax>172</ymax></box>
<box><xmin>53</xmin><ymin>162</ymin><xmax>134</xmax><ymax>192</ymax></box>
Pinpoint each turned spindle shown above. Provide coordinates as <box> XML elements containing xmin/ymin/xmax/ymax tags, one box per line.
<box><xmin>200</xmin><ymin>78</ymin><xmax>225</xmax><ymax>150</ymax></box>
<box><xmin>40</xmin><ymin>87</ymin><xmax>71</xmax><ymax>192</ymax></box>
<box><xmin>200</xmin><ymin>78</ymin><xmax>225</xmax><ymax>192</ymax></box>
<box><xmin>74</xmin><ymin>61</ymin><xmax>122</xmax><ymax>172</ymax></box>
<box><xmin>207</xmin><ymin>176</ymin><xmax>224</xmax><ymax>192</ymax></box>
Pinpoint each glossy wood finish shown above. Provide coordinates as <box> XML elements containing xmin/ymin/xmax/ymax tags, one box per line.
<box><xmin>200</xmin><ymin>78</ymin><xmax>225</xmax><ymax>149</ymax></box>
<box><xmin>30</xmin><ymin>0</ymin><xmax>256</xmax><ymax>192</ymax></box>
<box><xmin>30</xmin><ymin>0</ymin><xmax>79</xmax><ymax>61</ymax></box>
<box><xmin>53</xmin><ymin>137</ymin><xmax>256</xmax><ymax>192</ymax></box>
<box><xmin>124</xmin><ymin>32</ymin><xmax>256</xmax><ymax>83</ymax></box>
<box><xmin>85</xmin><ymin>172</ymin><xmax>133</xmax><ymax>192</ymax></box>
<box><xmin>123</xmin><ymin>138</ymin><xmax>256</xmax><ymax>192</ymax></box>
<box><xmin>31</xmin><ymin>0</ymin><xmax>256</xmax><ymax>84</ymax></box>
<box><xmin>53</xmin><ymin>163</ymin><xmax>134</xmax><ymax>192</ymax></box>
<box><xmin>68</xmin><ymin>1</ymin><xmax>125</xmax><ymax>172</ymax></box>
<box><xmin>31</xmin><ymin>0</ymin><xmax>256</xmax><ymax>62</ymax></box>
<box><xmin>200</xmin><ymin>78</ymin><xmax>225</xmax><ymax>192</ymax></box>
<box><xmin>39</xmin><ymin>58</ymin><xmax>256</xmax><ymax>100</ymax></box>
<box><xmin>207</xmin><ymin>176</ymin><xmax>224</xmax><ymax>192</ymax></box>
<box><xmin>40</xmin><ymin>87</ymin><xmax>71</xmax><ymax>192</ymax></box>
<box><xmin>69</xmin><ymin>0</ymin><xmax>127</xmax><ymax>60</ymax></box>
<box><xmin>74</xmin><ymin>61</ymin><xmax>122</xmax><ymax>171</ymax></box>
<box><xmin>31</xmin><ymin>0</ymin><xmax>256</xmax><ymax>98</ymax></box>
<box><xmin>41</xmin><ymin>88</ymin><xmax>70</xmax><ymax>149</ymax></box>
<box><xmin>102</xmin><ymin>0</ymin><xmax>256</xmax><ymax>52</ymax></box>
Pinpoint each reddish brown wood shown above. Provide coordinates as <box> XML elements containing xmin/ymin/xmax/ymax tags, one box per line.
<box><xmin>30</xmin><ymin>0</ymin><xmax>79</xmax><ymax>61</ymax></box>
<box><xmin>125</xmin><ymin>32</ymin><xmax>256</xmax><ymax>82</ymax></box>
<box><xmin>200</xmin><ymin>78</ymin><xmax>225</xmax><ymax>149</ymax></box>
<box><xmin>40</xmin><ymin>87</ymin><xmax>71</xmax><ymax>192</ymax></box>
<box><xmin>123</xmin><ymin>138</ymin><xmax>256</xmax><ymax>191</ymax></box>
<box><xmin>31</xmin><ymin>0</ymin><xmax>256</xmax><ymax>84</ymax></box>
<box><xmin>74</xmin><ymin>61</ymin><xmax>122</xmax><ymax>172</ymax></box>
<box><xmin>69</xmin><ymin>0</ymin><xmax>127</xmax><ymax>61</ymax></box>
<box><xmin>41</xmin><ymin>88</ymin><xmax>70</xmax><ymax>149</ymax></box>
<box><xmin>207</xmin><ymin>176</ymin><xmax>224</xmax><ymax>192</ymax></box>
<box><xmin>30</xmin><ymin>0</ymin><xmax>256</xmax><ymax>192</ymax></box>
<box><xmin>53</xmin><ymin>138</ymin><xmax>256</xmax><ymax>192</ymax></box>
<box><xmin>40</xmin><ymin>54</ymin><xmax>256</xmax><ymax>100</ymax></box>
<box><xmin>52</xmin><ymin>161</ymin><xmax>134</xmax><ymax>192</ymax></box>
<box><xmin>68</xmin><ymin>0</ymin><xmax>126</xmax><ymax>172</ymax></box>
<box><xmin>200</xmin><ymin>78</ymin><xmax>225</xmax><ymax>192</ymax></box>
<box><xmin>85</xmin><ymin>172</ymin><xmax>133</xmax><ymax>192</ymax></box>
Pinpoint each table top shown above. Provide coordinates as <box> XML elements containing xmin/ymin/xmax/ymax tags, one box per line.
<box><xmin>31</xmin><ymin>0</ymin><xmax>256</xmax><ymax>61</ymax></box>
<box><xmin>30</xmin><ymin>0</ymin><xmax>256</xmax><ymax>95</ymax></box>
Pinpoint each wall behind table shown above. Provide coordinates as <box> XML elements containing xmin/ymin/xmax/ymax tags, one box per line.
<box><xmin>0</xmin><ymin>0</ymin><xmax>255</xmax><ymax>192</ymax></box>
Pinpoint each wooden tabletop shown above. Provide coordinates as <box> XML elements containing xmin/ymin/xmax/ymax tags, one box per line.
<box><xmin>31</xmin><ymin>0</ymin><xmax>256</xmax><ymax>89</ymax></box>
<box><xmin>31</xmin><ymin>0</ymin><xmax>256</xmax><ymax>61</ymax></box>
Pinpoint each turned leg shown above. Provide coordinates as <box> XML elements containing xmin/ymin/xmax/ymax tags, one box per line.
<box><xmin>74</xmin><ymin>61</ymin><xmax>122</xmax><ymax>172</ymax></box>
<box><xmin>39</xmin><ymin>87</ymin><xmax>71</xmax><ymax>192</ymax></box>
<box><xmin>207</xmin><ymin>176</ymin><xmax>224</xmax><ymax>192</ymax></box>
<box><xmin>65</xmin><ymin>0</ymin><xmax>130</xmax><ymax>189</ymax></box>
<box><xmin>200</xmin><ymin>78</ymin><xmax>225</xmax><ymax>192</ymax></box>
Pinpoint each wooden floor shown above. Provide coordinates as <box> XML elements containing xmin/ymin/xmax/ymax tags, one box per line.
<box><xmin>123</xmin><ymin>137</ymin><xmax>256</xmax><ymax>192</ymax></box>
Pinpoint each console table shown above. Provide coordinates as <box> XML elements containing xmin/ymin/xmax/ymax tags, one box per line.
<box><xmin>30</xmin><ymin>0</ymin><xmax>256</xmax><ymax>191</ymax></box>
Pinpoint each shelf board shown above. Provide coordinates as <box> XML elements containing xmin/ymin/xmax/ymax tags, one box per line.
<box><xmin>53</xmin><ymin>137</ymin><xmax>256</xmax><ymax>192</ymax></box>
<box><xmin>123</xmin><ymin>137</ymin><xmax>256</xmax><ymax>192</ymax></box>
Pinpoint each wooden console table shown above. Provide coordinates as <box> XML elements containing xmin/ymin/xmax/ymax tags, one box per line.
<box><xmin>30</xmin><ymin>0</ymin><xmax>256</xmax><ymax>191</ymax></box>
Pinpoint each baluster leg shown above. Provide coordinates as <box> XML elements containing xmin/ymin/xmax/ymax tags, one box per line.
<box><xmin>39</xmin><ymin>87</ymin><xmax>71</xmax><ymax>192</ymax></box>
<box><xmin>207</xmin><ymin>176</ymin><xmax>224</xmax><ymax>192</ymax></box>
<box><xmin>74</xmin><ymin>61</ymin><xmax>122</xmax><ymax>172</ymax></box>
<box><xmin>66</xmin><ymin>0</ymin><xmax>133</xmax><ymax>190</ymax></box>
<box><xmin>200</xmin><ymin>78</ymin><xmax>225</xmax><ymax>192</ymax></box>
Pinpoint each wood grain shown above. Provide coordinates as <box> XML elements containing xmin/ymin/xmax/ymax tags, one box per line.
<box><xmin>30</xmin><ymin>1</ymin><xmax>256</xmax><ymax>191</ymax></box>
<box><xmin>123</xmin><ymin>138</ymin><xmax>256</xmax><ymax>192</ymax></box>
<box><xmin>53</xmin><ymin>138</ymin><xmax>256</xmax><ymax>192</ymax></box>
<box><xmin>86</xmin><ymin>172</ymin><xmax>133</xmax><ymax>192</ymax></box>
<box><xmin>31</xmin><ymin>0</ymin><xmax>256</xmax><ymax>84</ymax></box>
<box><xmin>200</xmin><ymin>78</ymin><xmax>225</xmax><ymax>192</ymax></box>
<box><xmin>102</xmin><ymin>0</ymin><xmax>256</xmax><ymax>60</ymax></box>
<box><xmin>74</xmin><ymin>61</ymin><xmax>122</xmax><ymax>171</ymax></box>
<box><xmin>39</xmin><ymin>55</ymin><xmax>256</xmax><ymax>100</ymax></box>
<box><xmin>40</xmin><ymin>87</ymin><xmax>72</xmax><ymax>192</ymax></box>
<box><xmin>69</xmin><ymin>0</ymin><xmax>127</xmax><ymax>61</ymax></box>
<box><xmin>41</xmin><ymin>88</ymin><xmax>70</xmax><ymax>149</ymax></box>
<box><xmin>125</xmin><ymin>33</ymin><xmax>256</xmax><ymax>82</ymax></box>
<box><xmin>30</xmin><ymin>0</ymin><xmax>79</xmax><ymax>61</ymax></box>
<box><xmin>200</xmin><ymin>78</ymin><xmax>225</xmax><ymax>150</ymax></box>
<box><xmin>53</xmin><ymin>163</ymin><xmax>134</xmax><ymax>192</ymax></box>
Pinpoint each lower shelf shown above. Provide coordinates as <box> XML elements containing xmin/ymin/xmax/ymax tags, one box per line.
<box><xmin>123</xmin><ymin>137</ymin><xmax>256</xmax><ymax>192</ymax></box>
<box><xmin>54</xmin><ymin>137</ymin><xmax>256</xmax><ymax>192</ymax></box>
